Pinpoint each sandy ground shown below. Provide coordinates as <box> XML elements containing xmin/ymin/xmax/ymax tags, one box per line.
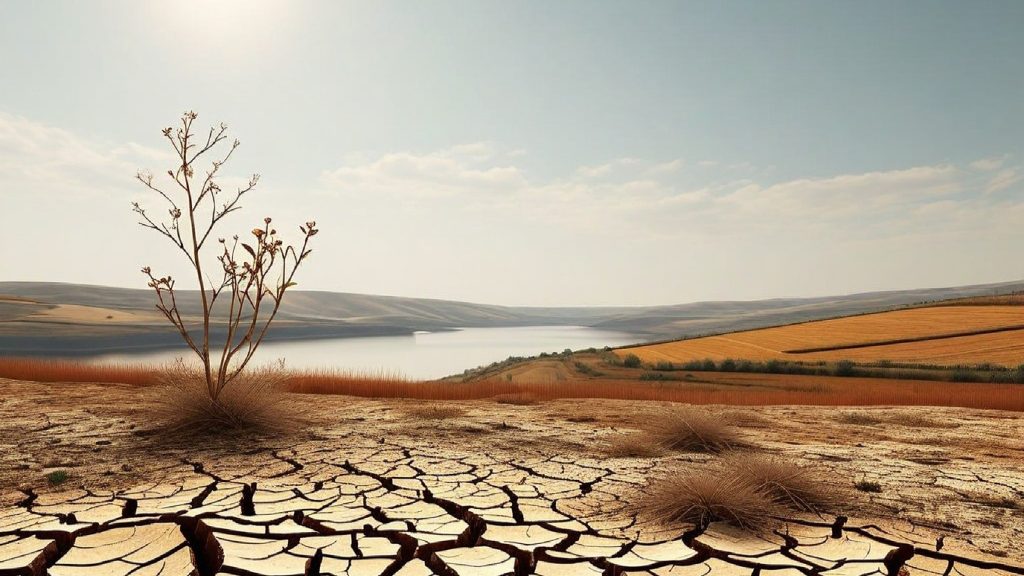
<box><xmin>1</xmin><ymin>378</ymin><xmax>1023</xmax><ymax>575</ymax></box>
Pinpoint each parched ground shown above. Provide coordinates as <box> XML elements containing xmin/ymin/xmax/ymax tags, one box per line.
<box><xmin>1</xmin><ymin>378</ymin><xmax>1023</xmax><ymax>575</ymax></box>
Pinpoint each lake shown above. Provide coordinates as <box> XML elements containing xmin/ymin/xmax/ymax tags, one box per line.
<box><xmin>86</xmin><ymin>326</ymin><xmax>641</xmax><ymax>380</ymax></box>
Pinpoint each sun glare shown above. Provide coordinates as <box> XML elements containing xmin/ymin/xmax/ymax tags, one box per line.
<box><xmin>148</xmin><ymin>0</ymin><xmax>292</xmax><ymax>59</ymax></box>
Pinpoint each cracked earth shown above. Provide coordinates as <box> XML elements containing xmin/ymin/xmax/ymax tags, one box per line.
<box><xmin>1</xmin><ymin>378</ymin><xmax>1023</xmax><ymax>575</ymax></box>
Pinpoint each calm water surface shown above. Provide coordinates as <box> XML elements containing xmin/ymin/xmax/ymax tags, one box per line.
<box><xmin>87</xmin><ymin>326</ymin><xmax>640</xmax><ymax>379</ymax></box>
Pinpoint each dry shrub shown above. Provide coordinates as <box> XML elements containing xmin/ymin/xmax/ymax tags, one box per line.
<box><xmin>493</xmin><ymin>392</ymin><xmax>541</xmax><ymax>405</ymax></box>
<box><xmin>640</xmin><ymin>470</ymin><xmax>775</xmax><ymax>531</ymax></box>
<box><xmin>638</xmin><ymin>454</ymin><xmax>843</xmax><ymax>533</ymax></box>
<box><xmin>647</xmin><ymin>408</ymin><xmax>741</xmax><ymax>452</ymax></box>
<box><xmin>403</xmin><ymin>405</ymin><xmax>465</xmax><ymax>420</ymax></box>
<box><xmin>720</xmin><ymin>453</ymin><xmax>840</xmax><ymax>513</ymax></box>
<box><xmin>151</xmin><ymin>361</ymin><xmax>293</xmax><ymax>433</ymax></box>
<box><xmin>603</xmin><ymin>434</ymin><xmax>666</xmax><ymax>458</ymax></box>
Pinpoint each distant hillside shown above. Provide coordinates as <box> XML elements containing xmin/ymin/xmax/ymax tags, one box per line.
<box><xmin>1</xmin><ymin>280</ymin><xmax>1022</xmax><ymax>355</ymax></box>
<box><xmin>588</xmin><ymin>280</ymin><xmax>1024</xmax><ymax>339</ymax></box>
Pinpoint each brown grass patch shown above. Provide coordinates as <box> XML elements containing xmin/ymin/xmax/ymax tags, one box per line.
<box><xmin>603</xmin><ymin>434</ymin><xmax>666</xmax><ymax>458</ymax></box>
<box><xmin>886</xmin><ymin>413</ymin><xmax>959</xmax><ymax>428</ymax></box>
<box><xmin>646</xmin><ymin>408</ymin><xmax>741</xmax><ymax>452</ymax></box>
<box><xmin>3</xmin><ymin>358</ymin><xmax>1022</xmax><ymax>411</ymax></box>
<box><xmin>492</xmin><ymin>392</ymin><xmax>541</xmax><ymax>405</ymax></box>
<box><xmin>402</xmin><ymin>405</ymin><xmax>466</xmax><ymax>420</ymax></box>
<box><xmin>150</xmin><ymin>361</ymin><xmax>294</xmax><ymax>433</ymax></box>
<box><xmin>836</xmin><ymin>411</ymin><xmax>959</xmax><ymax>429</ymax></box>
<box><xmin>835</xmin><ymin>412</ymin><xmax>886</xmax><ymax>426</ymax></box>
<box><xmin>639</xmin><ymin>454</ymin><xmax>844</xmax><ymax>532</ymax></box>
<box><xmin>0</xmin><ymin>357</ymin><xmax>154</xmax><ymax>386</ymax></box>
<box><xmin>720</xmin><ymin>453</ymin><xmax>841</xmax><ymax>513</ymax></box>
<box><xmin>721</xmin><ymin>410</ymin><xmax>770</xmax><ymax>428</ymax></box>
<box><xmin>640</xmin><ymin>470</ymin><xmax>775</xmax><ymax>531</ymax></box>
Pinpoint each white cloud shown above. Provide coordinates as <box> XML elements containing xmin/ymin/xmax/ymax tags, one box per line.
<box><xmin>970</xmin><ymin>155</ymin><xmax>1008</xmax><ymax>172</ymax></box>
<box><xmin>4</xmin><ymin>111</ymin><xmax>1023</xmax><ymax>304</ymax></box>
<box><xmin>320</xmin><ymin>143</ymin><xmax>527</xmax><ymax>198</ymax></box>
<box><xmin>717</xmin><ymin>165</ymin><xmax>963</xmax><ymax>223</ymax></box>
<box><xmin>986</xmin><ymin>168</ymin><xmax>1021</xmax><ymax>193</ymax></box>
<box><xmin>319</xmin><ymin>147</ymin><xmax>1022</xmax><ymax>242</ymax></box>
<box><xmin>0</xmin><ymin>111</ymin><xmax>169</xmax><ymax>199</ymax></box>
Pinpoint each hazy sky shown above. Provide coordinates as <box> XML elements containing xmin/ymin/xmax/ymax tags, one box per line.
<box><xmin>1</xmin><ymin>1</ymin><xmax>1022</xmax><ymax>306</ymax></box>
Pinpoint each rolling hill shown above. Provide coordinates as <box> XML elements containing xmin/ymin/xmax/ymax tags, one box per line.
<box><xmin>1</xmin><ymin>280</ymin><xmax>1023</xmax><ymax>355</ymax></box>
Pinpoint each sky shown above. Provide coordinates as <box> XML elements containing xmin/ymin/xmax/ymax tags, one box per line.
<box><xmin>1</xmin><ymin>0</ymin><xmax>1022</xmax><ymax>306</ymax></box>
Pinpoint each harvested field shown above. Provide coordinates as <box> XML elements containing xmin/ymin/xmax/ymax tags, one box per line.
<box><xmin>619</xmin><ymin>305</ymin><xmax>1024</xmax><ymax>367</ymax></box>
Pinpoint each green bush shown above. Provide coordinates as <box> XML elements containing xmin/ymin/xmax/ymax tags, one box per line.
<box><xmin>654</xmin><ymin>360</ymin><xmax>675</xmax><ymax>371</ymax></box>
<box><xmin>701</xmin><ymin>358</ymin><xmax>717</xmax><ymax>371</ymax></box>
<box><xmin>719</xmin><ymin>358</ymin><xmax>737</xmax><ymax>372</ymax></box>
<box><xmin>832</xmin><ymin>360</ymin><xmax>857</xmax><ymax>377</ymax></box>
<box><xmin>573</xmin><ymin>361</ymin><xmax>603</xmax><ymax>376</ymax></box>
<box><xmin>47</xmin><ymin>470</ymin><xmax>69</xmax><ymax>486</ymax></box>
<box><xmin>623</xmin><ymin>353</ymin><xmax>642</xmax><ymax>368</ymax></box>
<box><xmin>950</xmin><ymin>368</ymin><xmax>980</xmax><ymax>382</ymax></box>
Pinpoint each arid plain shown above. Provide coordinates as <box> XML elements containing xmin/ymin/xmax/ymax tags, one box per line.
<box><xmin>2</xmin><ymin>293</ymin><xmax>1023</xmax><ymax>575</ymax></box>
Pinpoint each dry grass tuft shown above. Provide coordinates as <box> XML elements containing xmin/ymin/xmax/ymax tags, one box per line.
<box><xmin>835</xmin><ymin>412</ymin><xmax>886</xmax><ymax>426</ymax></box>
<box><xmin>720</xmin><ymin>453</ymin><xmax>840</xmax><ymax>513</ymax></box>
<box><xmin>646</xmin><ymin>408</ymin><xmax>741</xmax><ymax>452</ymax></box>
<box><xmin>640</xmin><ymin>470</ymin><xmax>775</xmax><ymax>531</ymax></box>
<box><xmin>150</xmin><ymin>361</ymin><xmax>294</xmax><ymax>433</ymax></box>
<box><xmin>722</xmin><ymin>410</ymin><xmax>770</xmax><ymax>428</ymax></box>
<box><xmin>637</xmin><ymin>454</ymin><xmax>844</xmax><ymax>532</ymax></box>
<box><xmin>603</xmin><ymin>434</ymin><xmax>666</xmax><ymax>458</ymax></box>
<box><xmin>854</xmin><ymin>480</ymin><xmax>883</xmax><ymax>493</ymax></box>
<box><xmin>402</xmin><ymin>405</ymin><xmax>466</xmax><ymax>420</ymax></box>
<box><xmin>837</xmin><ymin>411</ymin><xmax>959</xmax><ymax>429</ymax></box>
<box><xmin>886</xmin><ymin>413</ymin><xmax>959</xmax><ymax>429</ymax></box>
<box><xmin>493</xmin><ymin>392</ymin><xmax>541</xmax><ymax>405</ymax></box>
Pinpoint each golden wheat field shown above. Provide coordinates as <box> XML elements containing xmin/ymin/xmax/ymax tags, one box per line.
<box><xmin>619</xmin><ymin>305</ymin><xmax>1024</xmax><ymax>367</ymax></box>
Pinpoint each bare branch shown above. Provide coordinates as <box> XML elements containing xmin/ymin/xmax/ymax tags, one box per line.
<box><xmin>135</xmin><ymin>112</ymin><xmax>318</xmax><ymax>404</ymax></box>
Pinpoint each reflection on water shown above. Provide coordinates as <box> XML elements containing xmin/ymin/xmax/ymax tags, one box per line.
<box><xmin>87</xmin><ymin>326</ymin><xmax>640</xmax><ymax>380</ymax></box>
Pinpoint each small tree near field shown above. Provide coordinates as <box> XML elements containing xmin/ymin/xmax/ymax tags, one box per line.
<box><xmin>132</xmin><ymin>111</ymin><xmax>318</xmax><ymax>404</ymax></box>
